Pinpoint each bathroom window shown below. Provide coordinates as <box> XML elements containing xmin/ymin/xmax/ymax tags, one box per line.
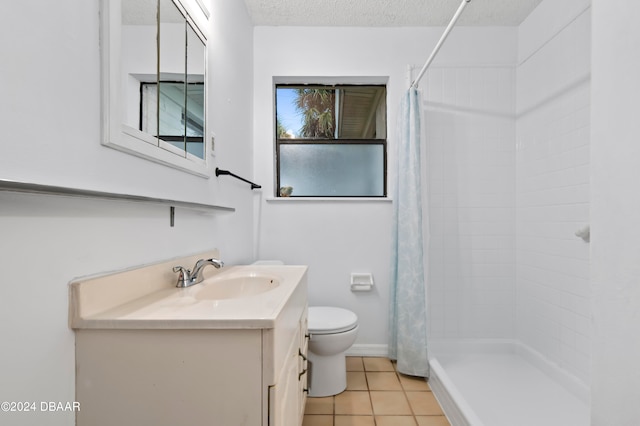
<box><xmin>275</xmin><ymin>84</ymin><xmax>387</xmax><ymax>197</ymax></box>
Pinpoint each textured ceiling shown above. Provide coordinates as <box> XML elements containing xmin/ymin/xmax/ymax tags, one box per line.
<box><xmin>243</xmin><ymin>0</ymin><xmax>543</xmax><ymax>27</ymax></box>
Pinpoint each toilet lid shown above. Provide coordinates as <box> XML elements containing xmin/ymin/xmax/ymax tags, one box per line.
<box><xmin>308</xmin><ymin>306</ymin><xmax>358</xmax><ymax>335</ymax></box>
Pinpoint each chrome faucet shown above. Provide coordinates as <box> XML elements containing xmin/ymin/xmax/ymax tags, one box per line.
<box><xmin>173</xmin><ymin>258</ymin><xmax>224</xmax><ymax>288</ymax></box>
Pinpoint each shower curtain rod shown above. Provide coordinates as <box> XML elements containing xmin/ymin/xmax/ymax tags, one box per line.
<box><xmin>410</xmin><ymin>0</ymin><xmax>471</xmax><ymax>88</ymax></box>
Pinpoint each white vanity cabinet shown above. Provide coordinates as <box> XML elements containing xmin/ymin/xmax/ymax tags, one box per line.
<box><xmin>70</xmin><ymin>258</ymin><xmax>308</xmax><ymax>426</ymax></box>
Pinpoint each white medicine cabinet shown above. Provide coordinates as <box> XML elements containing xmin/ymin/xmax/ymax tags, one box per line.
<box><xmin>100</xmin><ymin>0</ymin><xmax>210</xmax><ymax>177</ymax></box>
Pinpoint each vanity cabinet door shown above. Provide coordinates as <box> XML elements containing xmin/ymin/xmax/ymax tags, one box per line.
<box><xmin>268</xmin><ymin>308</ymin><xmax>308</xmax><ymax>426</ymax></box>
<box><xmin>268</xmin><ymin>329</ymin><xmax>300</xmax><ymax>425</ymax></box>
<box><xmin>298</xmin><ymin>310</ymin><xmax>309</xmax><ymax>424</ymax></box>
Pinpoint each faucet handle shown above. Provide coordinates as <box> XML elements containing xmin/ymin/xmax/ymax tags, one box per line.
<box><xmin>173</xmin><ymin>266</ymin><xmax>192</xmax><ymax>288</ymax></box>
<box><xmin>173</xmin><ymin>265</ymin><xmax>188</xmax><ymax>275</ymax></box>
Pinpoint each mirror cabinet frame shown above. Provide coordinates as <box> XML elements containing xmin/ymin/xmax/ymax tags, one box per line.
<box><xmin>100</xmin><ymin>0</ymin><xmax>210</xmax><ymax>177</ymax></box>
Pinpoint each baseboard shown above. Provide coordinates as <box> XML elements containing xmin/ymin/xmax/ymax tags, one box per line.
<box><xmin>346</xmin><ymin>344</ymin><xmax>388</xmax><ymax>357</ymax></box>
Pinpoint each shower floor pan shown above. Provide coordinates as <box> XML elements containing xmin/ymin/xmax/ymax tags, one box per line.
<box><xmin>429</xmin><ymin>339</ymin><xmax>590</xmax><ymax>426</ymax></box>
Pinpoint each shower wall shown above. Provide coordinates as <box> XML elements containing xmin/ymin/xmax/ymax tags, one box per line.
<box><xmin>516</xmin><ymin>0</ymin><xmax>591</xmax><ymax>385</ymax></box>
<box><xmin>425</xmin><ymin>66</ymin><xmax>516</xmax><ymax>339</ymax></box>
<box><xmin>426</xmin><ymin>0</ymin><xmax>592</xmax><ymax>389</ymax></box>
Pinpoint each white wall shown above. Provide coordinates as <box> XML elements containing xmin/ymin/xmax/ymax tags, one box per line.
<box><xmin>516</xmin><ymin>0</ymin><xmax>592</xmax><ymax>386</ymax></box>
<box><xmin>424</xmin><ymin>64</ymin><xmax>517</xmax><ymax>339</ymax></box>
<box><xmin>0</xmin><ymin>1</ymin><xmax>254</xmax><ymax>424</ymax></box>
<box><xmin>253</xmin><ymin>26</ymin><xmax>516</xmax><ymax>350</ymax></box>
<box><xmin>591</xmin><ymin>0</ymin><xmax>640</xmax><ymax>424</ymax></box>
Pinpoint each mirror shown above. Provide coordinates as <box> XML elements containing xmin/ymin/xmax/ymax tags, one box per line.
<box><xmin>101</xmin><ymin>0</ymin><xmax>208</xmax><ymax>175</ymax></box>
<box><xmin>156</xmin><ymin>0</ymin><xmax>205</xmax><ymax>158</ymax></box>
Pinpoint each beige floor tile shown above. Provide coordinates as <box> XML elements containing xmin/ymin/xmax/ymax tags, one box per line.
<box><xmin>375</xmin><ymin>415</ymin><xmax>417</xmax><ymax>426</ymax></box>
<box><xmin>305</xmin><ymin>358</ymin><xmax>450</xmax><ymax>426</ymax></box>
<box><xmin>346</xmin><ymin>371</ymin><xmax>368</xmax><ymax>391</ymax></box>
<box><xmin>305</xmin><ymin>396</ymin><xmax>334</xmax><ymax>415</ymax></box>
<box><xmin>335</xmin><ymin>415</ymin><xmax>375</xmax><ymax>426</ymax></box>
<box><xmin>399</xmin><ymin>374</ymin><xmax>431</xmax><ymax>391</ymax></box>
<box><xmin>415</xmin><ymin>415</ymin><xmax>451</xmax><ymax>426</ymax></box>
<box><xmin>366</xmin><ymin>372</ymin><xmax>402</xmax><ymax>391</ymax></box>
<box><xmin>369</xmin><ymin>391</ymin><xmax>412</xmax><ymax>415</ymax></box>
<box><xmin>346</xmin><ymin>357</ymin><xmax>364</xmax><ymax>371</ymax></box>
<box><xmin>334</xmin><ymin>391</ymin><xmax>373</xmax><ymax>415</ymax></box>
<box><xmin>302</xmin><ymin>414</ymin><xmax>333</xmax><ymax>426</ymax></box>
<box><xmin>363</xmin><ymin>357</ymin><xmax>395</xmax><ymax>372</ymax></box>
<box><xmin>406</xmin><ymin>392</ymin><xmax>444</xmax><ymax>415</ymax></box>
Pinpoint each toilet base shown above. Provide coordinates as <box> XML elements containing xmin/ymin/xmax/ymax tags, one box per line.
<box><xmin>308</xmin><ymin>352</ymin><xmax>347</xmax><ymax>397</ymax></box>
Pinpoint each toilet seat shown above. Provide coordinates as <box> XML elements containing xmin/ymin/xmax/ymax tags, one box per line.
<box><xmin>308</xmin><ymin>306</ymin><xmax>358</xmax><ymax>335</ymax></box>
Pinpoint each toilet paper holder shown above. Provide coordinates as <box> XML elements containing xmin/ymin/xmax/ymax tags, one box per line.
<box><xmin>350</xmin><ymin>273</ymin><xmax>374</xmax><ymax>292</ymax></box>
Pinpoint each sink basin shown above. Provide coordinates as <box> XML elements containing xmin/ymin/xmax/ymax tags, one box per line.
<box><xmin>195</xmin><ymin>273</ymin><xmax>280</xmax><ymax>300</ymax></box>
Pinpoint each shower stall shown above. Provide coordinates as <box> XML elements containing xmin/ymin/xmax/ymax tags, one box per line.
<box><xmin>422</xmin><ymin>2</ymin><xmax>592</xmax><ymax>425</ymax></box>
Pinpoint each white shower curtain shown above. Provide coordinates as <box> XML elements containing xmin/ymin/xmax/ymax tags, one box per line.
<box><xmin>388</xmin><ymin>87</ymin><xmax>429</xmax><ymax>377</ymax></box>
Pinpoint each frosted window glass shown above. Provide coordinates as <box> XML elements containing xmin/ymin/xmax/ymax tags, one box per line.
<box><xmin>279</xmin><ymin>144</ymin><xmax>384</xmax><ymax>196</ymax></box>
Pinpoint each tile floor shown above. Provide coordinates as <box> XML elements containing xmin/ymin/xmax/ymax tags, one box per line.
<box><xmin>303</xmin><ymin>357</ymin><xmax>451</xmax><ymax>426</ymax></box>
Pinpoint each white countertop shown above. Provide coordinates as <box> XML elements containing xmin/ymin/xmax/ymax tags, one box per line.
<box><xmin>70</xmin><ymin>264</ymin><xmax>308</xmax><ymax>330</ymax></box>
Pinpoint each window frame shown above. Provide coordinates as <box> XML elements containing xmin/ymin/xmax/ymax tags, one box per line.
<box><xmin>274</xmin><ymin>83</ymin><xmax>388</xmax><ymax>198</ymax></box>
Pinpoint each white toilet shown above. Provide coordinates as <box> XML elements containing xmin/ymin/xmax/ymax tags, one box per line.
<box><xmin>307</xmin><ymin>306</ymin><xmax>359</xmax><ymax>397</ymax></box>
